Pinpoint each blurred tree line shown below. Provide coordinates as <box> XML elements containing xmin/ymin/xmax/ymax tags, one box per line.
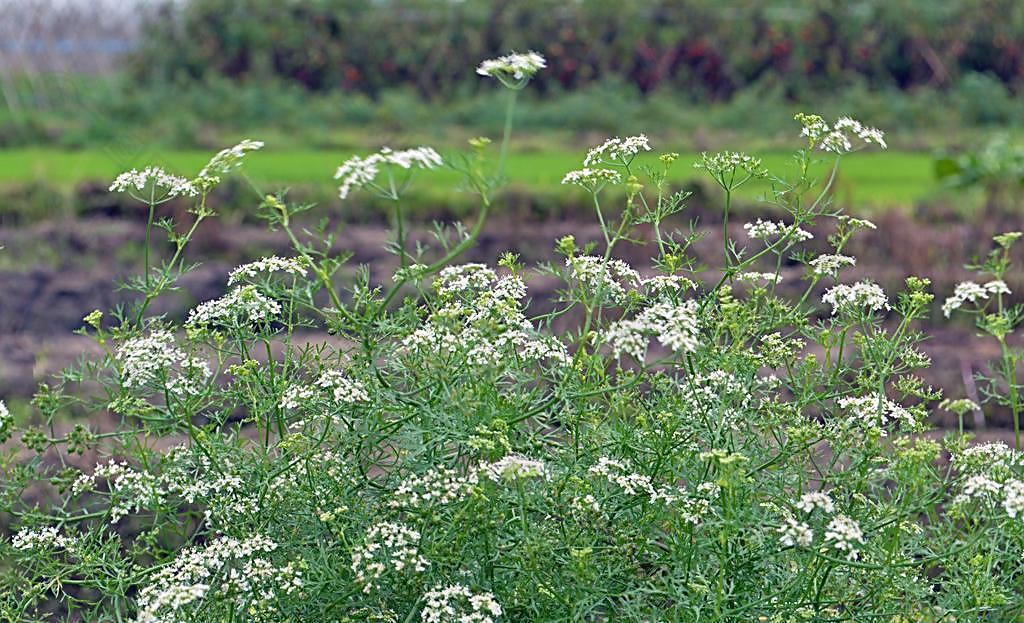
<box><xmin>133</xmin><ymin>0</ymin><xmax>1024</xmax><ymax>100</ymax></box>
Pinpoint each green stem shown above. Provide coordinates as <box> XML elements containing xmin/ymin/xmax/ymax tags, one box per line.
<box><xmin>497</xmin><ymin>89</ymin><xmax>518</xmax><ymax>180</ymax></box>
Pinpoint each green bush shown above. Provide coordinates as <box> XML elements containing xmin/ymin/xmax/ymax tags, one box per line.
<box><xmin>3</xmin><ymin>53</ymin><xmax>1024</xmax><ymax>623</ymax></box>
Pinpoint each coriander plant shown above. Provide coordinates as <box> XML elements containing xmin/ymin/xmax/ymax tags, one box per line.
<box><xmin>2</xmin><ymin>51</ymin><xmax>1024</xmax><ymax>623</ymax></box>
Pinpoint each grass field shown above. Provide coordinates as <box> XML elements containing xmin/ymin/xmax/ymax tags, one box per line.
<box><xmin>0</xmin><ymin>148</ymin><xmax>942</xmax><ymax>209</ymax></box>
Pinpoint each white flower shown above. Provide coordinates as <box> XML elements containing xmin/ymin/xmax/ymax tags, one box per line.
<box><xmin>92</xmin><ymin>459</ymin><xmax>167</xmax><ymax>522</ymax></box>
<box><xmin>481</xmin><ymin>455</ymin><xmax>548</xmax><ymax>483</ymax></box>
<box><xmin>942</xmin><ymin>280</ymin><xmax>1011</xmax><ymax>317</ymax></box>
<box><xmin>561</xmin><ymin>167</ymin><xmax>621</xmax><ymax>189</ymax></box>
<box><xmin>335</xmin><ymin>146</ymin><xmax>442</xmax><ymax>199</ymax></box>
<box><xmin>837</xmin><ymin>215</ymin><xmax>877</xmax><ymax>231</ymax></box>
<box><xmin>642</xmin><ymin>274</ymin><xmax>696</xmax><ymax>295</ymax></box>
<box><xmin>315</xmin><ymin>370</ymin><xmax>369</xmax><ymax>404</ymax></box>
<box><xmin>583</xmin><ymin>135</ymin><xmax>652</xmax><ymax>167</ymax></box>
<box><xmin>109</xmin><ymin>166</ymin><xmax>198</xmax><ymax>198</ymax></box>
<box><xmin>795</xmin><ymin>492</ymin><xmax>835</xmax><ymax>514</ymax></box>
<box><xmin>227</xmin><ymin>256</ymin><xmax>307</xmax><ymax>285</ymax></box>
<box><xmin>134</xmin><ymin>535</ymin><xmax>300</xmax><ymax>623</ymax></box>
<box><xmin>952</xmin><ymin>441</ymin><xmax>1023</xmax><ymax>476</ymax></box>
<box><xmin>795</xmin><ymin>113</ymin><xmax>886</xmax><ymax>153</ymax></box>
<box><xmin>166</xmin><ymin>357</ymin><xmax>213</xmax><ymax>397</ymax></box>
<box><xmin>280</xmin><ymin>384</ymin><xmax>316</xmax><ymax>410</ymax></box>
<box><xmin>434</xmin><ymin>263</ymin><xmax>499</xmax><ymax>297</ymax></box>
<box><xmin>605</xmin><ymin>300</ymin><xmax>699</xmax><ymax>361</ymax></box>
<box><xmin>809</xmin><ymin>254</ymin><xmax>856</xmax><ymax>278</ymax></box>
<box><xmin>1003</xmin><ymin>480</ymin><xmax>1024</xmax><ymax>518</ymax></box>
<box><xmin>421</xmin><ymin>584</ymin><xmax>503</xmax><ymax>623</ymax></box>
<box><xmin>824</xmin><ymin>515</ymin><xmax>865</xmax><ymax>560</ymax></box>
<box><xmin>587</xmin><ymin>457</ymin><xmax>681</xmax><ymax>504</ymax></box>
<box><xmin>186</xmin><ymin>285</ymin><xmax>281</xmax><ymax>329</ymax></box>
<box><xmin>571</xmin><ymin>494</ymin><xmax>602</xmax><ymax>514</ymax></box>
<box><xmin>566</xmin><ymin>255</ymin><xmax>641</xmax><ymax>303</ymax></box>
<box><xmin>778</xmin><ymin>518</ymin><xmax>814</xmax><ymax>547</ymax></box>
<box><xmin>11</xmin><ymin>526</ymin><xmax>74</xmax><ymax>551</ymax></box>
<box><xmin>822</xmin><ymin>281</ymin><xmax>890</xmax><ymax>315</ymax></box>
<box><xmin>0</xmin><ymin>400</ymin><xmax>13</xmax><ymax>442</ymax></box>
<box><xmin>694</xmin><ymin>151</ymin><xmax>767</xmax><ymax>178</ymax></box>
<box><xmin>476</xmin><ymin>50</ymin><xmax>546</xmax><ymax>81</ymax></box>
<box><xmin>743</xmin><ymin>219</ymin><xmax>813</xmax><ymax>242</ymax></box>
<box><xmin>391</xmin><ymin>466</ymin><xmax>479</xmax><ymax>509</ymax></box>
<box><xmin>737</xmin><ymin>271</ymin><xmax>782</xmax><ymax>284</ymax></box>
<box><xmin>118</xmin><ymin>330</ymin><xmax>185</xmax><ymax>388</ymax></box>
<box><xmin>198</xmin><ymin>139</ymin><xmax>264</xmax><ymax>178</ymax></box>
<box><xmin>960</xmin><ymin>474</ymin><xmax>1003</xmax><ymax>501</ymax></box>
<box><xmin>351</xmin><ymin>522</ymin><xmax>429</xmax><ymax>593</ymax></box>
<box><xmin>836</xmin><ymin>395</ymin><xmax>916</xmax><ymax>435</ymax></box>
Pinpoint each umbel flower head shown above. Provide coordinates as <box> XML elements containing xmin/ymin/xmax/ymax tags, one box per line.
<box><xmin>109</xmin><ymin>166</ymin><xmax>198</xmax><ymax>201</ymax></box>
<box><xmin>477</xmin><ymin>51</ymin><xmax>546</xmax><ymax>88</ymax></box>
<box><xmin>198</xmin><ymin>139</ymin><xmax>264</xmax><ymax>179</ymax></box>
<box><xmin>795</xmin><ymin>113</ymin><xmax>886</xmax><ymax>153</ymax></box>
<box><xmin>335</xmin><ymin>146</ymin><xmax>443</xmax><ymax>199</ymax></box>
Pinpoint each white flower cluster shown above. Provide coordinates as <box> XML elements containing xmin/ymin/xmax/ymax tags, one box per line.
<box><xmin>950</xmin><ymin>442</ymin><xmax>1024</xmax><ymax>519</ymax></box>
<box><xmin>822</xmin><ymin>281</ymin><xmax>890</xmax><ymax>315</ymax></box>
<box><xmin>795</xmin><ymin>113</ymin><xmax>887</xmax><ymax>153</ymax></box>
<box><xmin>942</xmin><ymin>280</ymin><xmax>1011</xmax><ymax>318</ymax></box>
<box><xmin>119</xmin><ymin>330</ymin><xmax>184</xmax><ymax>388</ymax></box>
<box><xmin>124</xmin><ymin>321</ymin><xmax>191</xmax><ymax>383</ymax></box>
<box><xmin>743</xmin><ymin>219</ymin><xmax>814</xmax><ymax>243</ymax></box>
<box><xmin>836</xmin><ymin>395</ymin><xmax>915</xmax><ymax>436</ymax></box>
<box><xmin>795</xmin><ymin>491</ymin><xmax>835</xmax><ymax>514</ymax></box>
<box><xmin>566</xmin><ymin>255</ymin><xmax>641</xmax><ymax>304</ymax></box>
<box><xmin>197</xmin><ymin>139</ymin><xmax>264</xmax><ymax>178</ymax></box>
<box><xmin>642</xmin><ymin>274</ymin><xmax>696</xmax><ymax>297</ymax></box>
<box><xmin>677</xmin><ymin>370</ymin><xmax>758</xmax><ymax>426</ymax></box>
<box><xmin>227</xmin><ymin>256</ymin><xmax>308</xmax><ymax>285</ymax></box>
<box><xmin>280</xmin><ymin>384</ymin><xmax>315</xmax><ymax>410</ymax></box>
<box><xmin>335</xmin><ymin>146</ymin><xmax>443</xmax><ymax>199</ymax></box>
<box><xmin>0</xmin><ymin>400</ymin><xmax>11</xmax><ymax>442</ymax></box>
<box><xmin>1005</xmin><ymin>480</ymin><xmax>1024</xmax><ymax>518</ymax></box>
<box><xmin>824</xmin><ymin>515</ymin><xmax>866</xmax><ymax>560</ymax></box>
<box><xmin>165</xmin><ymin>356</ymin><xmax>213</xmax><ymax>398</ymax></box>
<box><xmin>391</xmin><ymin>466</ymin><xmax>479</xmax><ymax>509</ymax></box>
<box><xmin>951</xmin><ymin>441</ymin><xmax>1023</xmax><ymax>476</ymax></box>
<box><xmin>186</xmin><ymin>285</ymin><xmax>281</xmax><ymax>329</ymax></box>
<box><xmin>476</xmin><ymin>51</ymin><xmax>546</xmax><ymax>81</ymax></box>
<box><xmin>570</xmin><ymin>494</ymin><xmax>602</xmax><ymax>514</ymax></box>
<box><xmin>434</xmin><ymin>263</ymin><xmax>499</xmax><ymax>297</ymax></box>
<box><xmin>737</xmin><ymin>271</ymin><xmax>782</xmax><ymax>285</ymax></box>
<box><xmin>11</xmin><ymin>525</ymin><xmax>75</xmax><ymax>551</ymax></box>
<box><xmin>604</xmin><ymin>300</ymin><xmax>700</xmax><ymax>361</ymax></box>
<box><xmin>134</xmin><ymin>535</ymin><xmax>301</xmax><ymax>623</ymax></box>
<box><xmin>90</xmin><ymin>459</ymin><xmax>167</xmax><ymax>522</ymax></box>
<box><xmin>583</xmin><ymin>135</ymin><xmax>652</xmax><ymax>167</ymax></box>
<box><xmin>777</xmin><ymin>517</ymin><xmax>814</xmax><ymax>547</ymax></box>
<box><xmin>694</xmin><ymin>151</ymin><xmax>767</xmax><ymax>178</ymax></box>
<box><xmin>315</xmin><ymin>369</ymin><xmax>370</xmax><ymax>404</ymax></box>
<box><xmin>561</xmin><ymin>167</ymin><xmax>622</xmax><ymax>190</ymax></box>
<box><xmin>953</xmin><ymin>473</ymin><xmax>1024</xmax><ymax>519</ymax></box>
<box><xmin>351</xmin><ymin>522</ymin><xmax>430</xmax><ymax>593</ymax></box>
<box><xmin>481</xmin><ymin>455</ymin><xmax>548</xmax><ymax>483</ymax></box>
<box><xmin>280</xmin><ymin>369</ymin><xmax>367</xmax><ymax>411</ymax></box>
<box><xmin>404</xmin><ymin>264</ymin><xmax>569</xmax><ymax>368</ymax></box>
<box><xmin>109</xmin><ymin>166</ymin><xmax>198</xmax><ymax>199</ymax></box>
<box><xmin>421</xmin><ymin>584</ymin><xmax>503</xmax><ymax>623</ymax></box>
<box><xmin>809</xmin><ymin>254</ymin><xmax>856</xmax><ymax>278</ymax></box>
<box><xmin>587</xmin><ymin>457</ymin><xmax>681</xmax><ymax>504</ymax></box>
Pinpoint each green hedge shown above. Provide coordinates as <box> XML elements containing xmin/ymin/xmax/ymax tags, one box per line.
<box><xmin>134</xmin><ymin>0</ymin><xmax>1024</xmax><ymax>99</ymax></box>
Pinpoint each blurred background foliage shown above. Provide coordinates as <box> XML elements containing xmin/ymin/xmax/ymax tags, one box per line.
<box><xmin>2</xmin><ymin>0</ymin><xmax>1024</xmax><ymax>150</ymax></box>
